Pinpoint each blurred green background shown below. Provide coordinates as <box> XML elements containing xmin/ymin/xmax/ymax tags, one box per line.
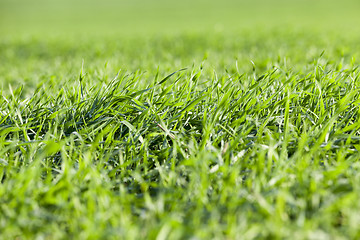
<box><xmin>1</xmin><ymin>0</ymin><xmax>360</xmax><ymax>94</ymax></box>
<box><xmin>1</xmin><ymin>0</ymin><xmax>360</xmax><ymax>37</ymax></box>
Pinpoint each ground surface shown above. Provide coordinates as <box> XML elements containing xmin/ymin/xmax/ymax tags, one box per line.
<box><xmin>1</xmin><ymin>0</ymin><xmax>360</xmax><ymax>239</ymax></box>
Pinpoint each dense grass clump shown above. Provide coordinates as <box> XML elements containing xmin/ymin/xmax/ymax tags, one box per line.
<box><xmin>1</xmin><ymin>32</ymin><xmax>360</xmax><ymax>239</ymax></box>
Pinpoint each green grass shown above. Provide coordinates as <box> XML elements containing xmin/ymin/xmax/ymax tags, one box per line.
<box><xmin>2</xmin><ymin>0</ymin><xmax>360</xmax><ymax>239</ymax></box>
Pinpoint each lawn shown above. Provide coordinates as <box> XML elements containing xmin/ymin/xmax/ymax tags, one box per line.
<box><xmin>1</xmin><ymin>0</ymin><xmax>360</xmax><ymax>239</ymax></box>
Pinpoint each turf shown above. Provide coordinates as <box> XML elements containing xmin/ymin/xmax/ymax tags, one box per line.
<box><xmin>2</xmin><ymin>1</ymin><xmax>360</xmax><ymax>239</ymax></box>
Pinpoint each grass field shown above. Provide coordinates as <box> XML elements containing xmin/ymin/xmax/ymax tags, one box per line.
<box><xmin>2</xmin><ymin>0</ymin><xmax>360</xmax><ymax>239</ymax></box>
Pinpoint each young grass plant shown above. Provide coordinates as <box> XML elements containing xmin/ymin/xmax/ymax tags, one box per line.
<box><xmin>1</xmin><ymin>32</ymin><xmax>360</xmax><ymax>239</ymax></box>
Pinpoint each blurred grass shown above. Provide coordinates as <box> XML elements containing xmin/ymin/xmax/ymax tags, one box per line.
<box><xmin>1</xmin><ymin>0</ymin><xmax>360</xmax><ymax>37</ymax></box>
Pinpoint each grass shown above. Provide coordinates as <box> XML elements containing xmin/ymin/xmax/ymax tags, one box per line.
<box><xmin>2</xmin><ymin>0</ymin><xmax>360</xmax><ymax>239</ymax></box>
